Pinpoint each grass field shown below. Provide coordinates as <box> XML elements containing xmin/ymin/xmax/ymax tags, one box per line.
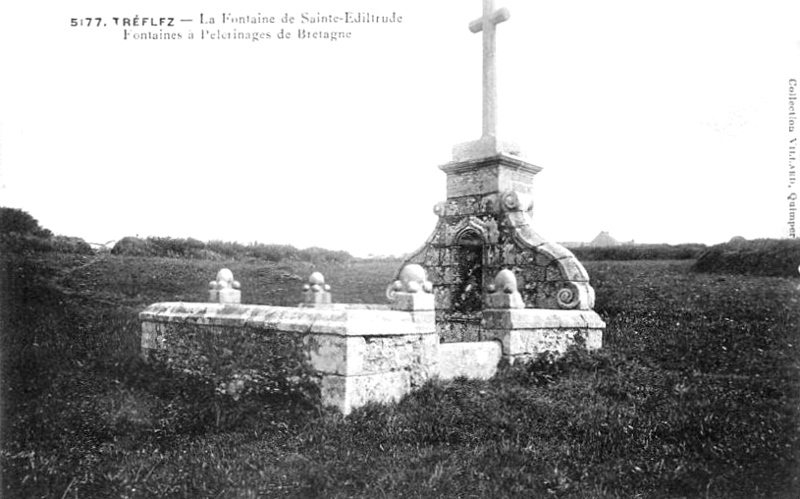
<box><xmin>1</xmin><ymin>253</ymin><xmax>799</xmax><ymax>498</ymax></box>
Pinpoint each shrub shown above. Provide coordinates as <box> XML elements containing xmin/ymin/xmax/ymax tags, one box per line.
<box><xmin>111</xmin><ymin>236</ymin><xmax>353</xmax><ymax>264</ymax></box>
<box><xmin>692</xmin><ymin>238</ymin><xmax>800</xmax><ymax>277</ymax></box>
<box><xmin>50</xmin><ymin>236</ymin><xmax>94</xmax><ymax>255</ymax></box>
<box><xmin>568</xmin><ymin>243</ymin><xmax>707</xmax><ymax>261</ymax></box>
<box><xmin>0</xmin><ymin>207</ymin><xmax>93</xmax><ymax>256</ymax></box>
<box><xmin>111</xmin><ymin>236</ymin><xmax>151</xmax><ymax>256</ymax></box>
<box><xmin>0</xmin><ymin>234</ymin><xmax>94</xmax><ymax>256</ymax></box>
<box><xmin>0</xmin><ymin>207</ymin><xmax>52</xmax><ymax>238</ymax></box>
<box><xmin>147</xmin><ymin>237</ymin><xmax>208</xmax><ymax>259</ymax></box>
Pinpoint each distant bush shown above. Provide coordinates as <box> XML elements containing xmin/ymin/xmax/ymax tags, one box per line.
<box><xmin>50</xmin><ymin>236</ymin><xmax>93</xmax><ymax>255</ymax></box>
<box><xmin>0</xmin><ymin>233</ymin><xmax>95</xmax><ymax>256</ymax></box>
<box><xmin>0</xmin><ymin>207</ymin><xmax>52</xmax><ymax>238</ymax></box>
<box><xmin>243</xmin><ymin>243</ymin><xmax>300</xmax><ymax>262</ymax></box>
<box><xmin>567</xmin><ymin>243</ymin><xmax>707</xmax><ymax>261</ymax></box>
<box><xmin>0</xmin><ymin>207</ymin><xmax>93</xmax><ymax>256</ymax></box>
<box><xmin>148</xmin><ymin>237</ymin><xmax>207</xmax><ymax>259</ymax></box>
<box><xmin>111</xmin><ymin>236</ymin><xmax>152</xmax><ymax>257</ymax></box>
<box><xmin>297</xmin><ymin>246</ymin><xmax>352</xmax><ymax>264</ymax></box>
<box><xmin>692</xmin><ymin>238</ymin><xmax>800</xmax><ymax>277</ymax></box>
<box><xmin>112</xmin><ymin>236</ymin><xmax>352</xmax><ymax>264</ymax></box>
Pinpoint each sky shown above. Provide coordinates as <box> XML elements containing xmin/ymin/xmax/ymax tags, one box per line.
<box><xmin>1</xmin><ymin>1</ymin><xmax>799</xmax><ymax>257</ymax></box>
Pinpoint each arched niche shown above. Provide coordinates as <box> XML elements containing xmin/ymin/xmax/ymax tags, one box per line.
<box><xmin>452</xmin><ymin>229</ymin><xmax>484</xmax><ymax>314</ymax></box>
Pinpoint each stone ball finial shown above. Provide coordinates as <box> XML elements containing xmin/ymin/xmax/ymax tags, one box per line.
<box><xmin>394</xmin><ymin>264</ymin><xmax>433</xmax><ymax>294</ymax></box>
<box><xmin>209</xmin><ymin>268</ymin><xmax>241</xmax><ymax>304</ymax></box>
<box><xmin>500</xmin><ymin>190</ymin><xmax>534</xmax><ymax>215</ymax></box>
<box><xmin>213</xmin><ymin>268</ymin><xmax>240</xmax><ymax>290</ymax></box>
<box><xmin>387</xmin><ymin>264</ymin><xmax>434</xmax><ymax>310</ymax></box>
<box><xmin>485</xmin><ymin>268</ymin><xmax>524</xmax><ymax>309</ymax></box>
<box><xmin>495</xmin><ymin>269</ymin><xmax>518</xmax><ymax>293</ymax></box>
<box><xmin>303</xmin><ymin>272</ymin><xmax>331</xmax><ymax>293</ymax></box>
<box><xmin>302</xmin><ymin>272</ymin><xmax>332</xmax><ymax>307</ymax></box>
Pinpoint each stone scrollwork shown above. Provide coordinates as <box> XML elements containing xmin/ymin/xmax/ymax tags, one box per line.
<box><xmin>500</xmin><ymin>190</ymin><xmax>533</xmax><ymax>215</ymax></box>
<box><xmin>433</xmin><ymin>202</ymin><xmax>447</xmax><ymax>217</ymax></box>
<box><xmin>501</xmin><ymin>190</ymin><xmax>521</xmax><ymax>211</ymax></box>
<box><xmin>385</xmin><ymin>280</ymin><xmax>400</xmax><ymax>301</ymax></box>
<box><xmin>556</xmin><ymin>281</ymin><xmax>581</xmax><ymax>309</ymax></box>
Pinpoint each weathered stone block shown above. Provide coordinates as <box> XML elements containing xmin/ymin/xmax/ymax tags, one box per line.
<box><xmin>485</xmin><ymin>292</ymin><xmax>524</xmax><ymax>309</ymax></box>
<box><xmin>485</xmin><ymin>328</ymin><xmax>603</xmax><ymax>361</ymax></box>
<box><xmin>140</xmin><ymin>321</ymin><xmax>162</xmax><ymax>350</ymax></box>
<box><xmin>520</xmin><ymin>265</ymin><xmax>546</xmax><ymax>284</ymax></box>
<box><xmin>545</xmin><ymin>262</ymin><xmax>563</xmax><ymax>282</ymax></box>
<box><xmin>432</xmin><ymin>341</ymin><xmax>502</xmax><ymax>380</ymax></box>
<box><xmin>304</xmin><ymin>334</ymin><xmax>364</xmax><ymax>376</ymax></box>
<box><xmin>423</xmin><ymin>248</ymin><xmax>441</xmax><ymax>267</ymax></box>
<box><xmin>362</xmin><ymin>336</ymin><xmax>422</xmax><ymax>374</ymax></box>
<box><xmin>321</xmin><ymin>371</ymin><xmax>411</xmax><ymax>415</ymax></box>
<box><xmin>444</xmin><ymin>167</ymin><xmax>498</xmax><ymax>198</ymax></box>
<box><xmin>429</xmin><ymin>223</ymin><xmax>447</xmax><ymax>246</ymax></box>
<box><xmin>448</xmin><ymin>319</ymin><xmax>481</xmax><ymax>342</ymax></box>
<box><xmin>392</xmin><ymin>293</ymin><xmax>435</xmax><ymax>311</ymax></box>
<box><xmin>501</xmin><ymin>172</ymin><xmax>535</xmax><ymax>195</ymax></box>
<box><xmin>447</xmin><ymin>196</ymin><xmax>480</xmax><ymax>217</ymax></box>
<box><xmin>535</xmin><ymin>252</ymin><xmax>553</xmax><ymax>268</ymax></box>
<box><xmin>434</xmin><ymin>287</ymin><xmax>452</xmax><ymax>310</ymax></box>
<box><xmin>483</xmin><ymin>307</ymin><xmax>604</xmax><ymax>361</ymax></box>
<box><xmin>482</xmin><ymin>309</ymin><xmax>605</xmax><ymax>330</ymax></box>
<box><xmin>426</xmin><ymin>266</ymin><xmax>444</xmax><ymax>284</ymax></box>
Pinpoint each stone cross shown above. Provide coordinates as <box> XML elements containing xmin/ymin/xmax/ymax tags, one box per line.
<box><xmin>469</xmin><ymin>0</ymin><xmax>510</xmax><ymax>140</ymax></box>
<box><xmin>452</xmin><ymin>0</ymin><xmax>519</xmax><ymax>162</ymax></box>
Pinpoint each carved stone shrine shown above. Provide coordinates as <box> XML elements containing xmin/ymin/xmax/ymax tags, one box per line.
<box><xmin>396</xmin><ymin>0</ymin><xmax>601</xmax><ymax>343</ymax></box>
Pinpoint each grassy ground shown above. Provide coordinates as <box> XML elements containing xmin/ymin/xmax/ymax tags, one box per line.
<box><xmin>1</xmin><ymin>254</ymin><xmax>798</xmax><ymax>498</ymax></box>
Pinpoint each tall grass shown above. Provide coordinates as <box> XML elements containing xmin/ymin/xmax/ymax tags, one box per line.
<box><xmin>1</xmin><ymin>254</ymin><xmax>798</xmax><ymax>498</ymax></box>
<box><xmin>692</xmin><ymin>238</ymin><xmax>800</xmax><ymax>277</ymax></box>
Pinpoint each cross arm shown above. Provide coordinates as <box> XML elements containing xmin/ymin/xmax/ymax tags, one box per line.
<box><xmin>468</xmin><ymin>7</ymin><xmax>510</xmax><ymax>33</ymax></box>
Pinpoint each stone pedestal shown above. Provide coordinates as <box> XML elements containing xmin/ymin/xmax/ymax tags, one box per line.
<box><xmin>483</xmin><ymin>309</ymin><xmax>605</xmax><ymax>363</ymax></box>
<box><xmin>398</xmin><ymin>153</ymin><xmax>599</xmax><ymax>343</ymax></box>
<box><xmin>452</xmin><ymin>136</ymin><xmax>522</xmax><ymax>163</ymax></box>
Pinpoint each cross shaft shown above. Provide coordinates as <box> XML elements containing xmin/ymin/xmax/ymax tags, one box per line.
<box><xmin>469</xmin><ymin>0</ymin><xmax>510</xmax><ymax>139</ymax></box>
